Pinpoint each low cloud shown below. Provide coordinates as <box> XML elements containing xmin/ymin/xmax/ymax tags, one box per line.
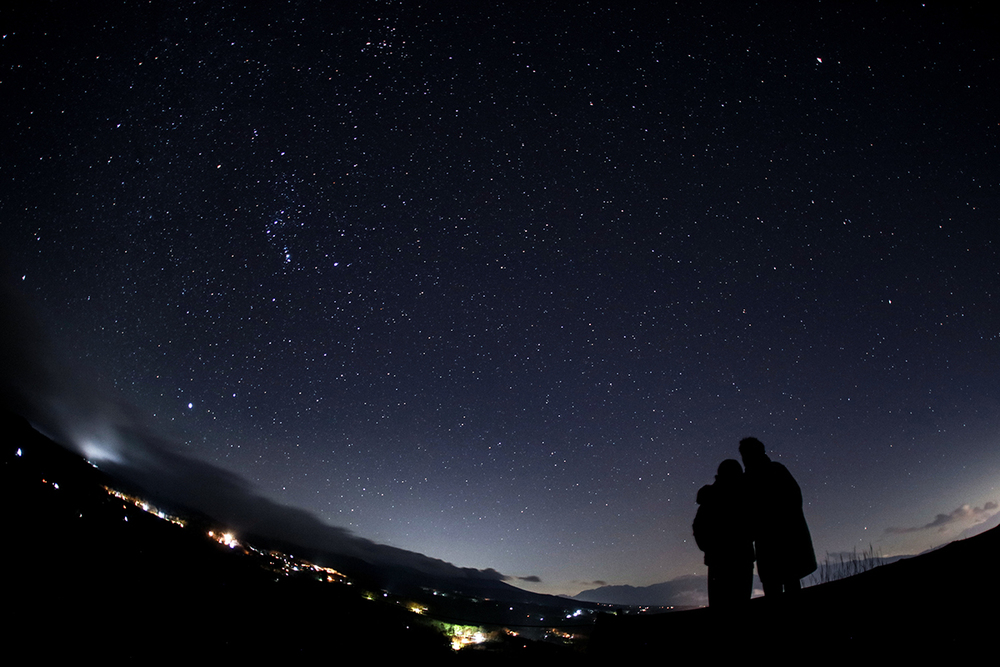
<box><xmin>517</xmin><ymin>575</ymin><xmax>541</xmax><ymax>583</ymax></box>
<box><xmin>1</xmin><ymin>282</ymin><xmax>514</xmax><ymax>589</ymax></box>
<box><xmin>885</xmin><ymin>502</ymin><xmax>999</xmax><ymax>534</ymax></box>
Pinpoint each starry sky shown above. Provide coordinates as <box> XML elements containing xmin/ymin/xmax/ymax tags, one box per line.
<box><xmin>2</xmin><ymin>1</ymin><xmax>998</xmax><ymax>597</ymax></box>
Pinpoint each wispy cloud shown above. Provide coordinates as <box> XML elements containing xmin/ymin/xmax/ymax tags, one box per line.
<box><xmin>885</xmin><ymin>502</ymin><xmax>999</xmax><ymax>534</ymax></box>
<box><xmin>571</xmin><ymin>579</ymin><xmax>607</xmax><ymax>588</ymax></box>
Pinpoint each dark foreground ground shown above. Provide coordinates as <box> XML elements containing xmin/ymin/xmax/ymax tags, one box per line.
<box><xmin>5</xmin><ymin>409</ymin><xmax>996</xmax><ymax>663</ymax></box>
<box><xmin>591</xmin><ymin>517</ymin><xmax>999</xmax><ymax>662</ymax></box>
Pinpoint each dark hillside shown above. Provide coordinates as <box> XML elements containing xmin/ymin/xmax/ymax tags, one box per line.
<box><xmin>2</xmin><ymin>411</ymin><xmax>450</xmax><ymax>661</ymax></box>
<box><xmin>592</xmin><ymin>519</ymin><xmax>999</xmax><ymax>661</ymax></box>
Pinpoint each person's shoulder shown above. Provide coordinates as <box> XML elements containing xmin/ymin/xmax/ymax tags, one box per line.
<box><xmin>761</xmin><ymin>459</ymin><xmax>793</xmax><ymax>481</ymax></box>
<box><xmin>696</xmin><ymin>484</ymin><xmax>714</xmax><ymax>505</ymax></box>
<box><xmin>766</xmin><ymin>459</ymin><xmax>792</xmax><ymax>473</ymax></box>
<box><xmin>770</xmin><ymin>460</ymin><xmax>802</xmax><ymax>486</ymax></box>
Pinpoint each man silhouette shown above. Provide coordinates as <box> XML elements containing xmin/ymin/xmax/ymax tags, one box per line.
<box><xmin>738</xmin><ymin>437</ymin><xmax>816</xmax><ymax>597</ymax></box>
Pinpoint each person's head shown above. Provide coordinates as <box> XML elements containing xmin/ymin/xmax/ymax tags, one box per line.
<box><xmin>716</xmin><ymin>458</ymin><xmax>743</xmax><ymax>482</ymax></box>
<box><xmin>738</xmin><ymin>437</ymin><xmax>766</xmax><ymax>467</ymax></box>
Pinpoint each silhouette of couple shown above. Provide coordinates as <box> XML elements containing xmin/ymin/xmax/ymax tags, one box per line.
<box><xmin>693</xmin><ymin>437</ymin><xmax>816</xmax><ymax>609</ymax></box>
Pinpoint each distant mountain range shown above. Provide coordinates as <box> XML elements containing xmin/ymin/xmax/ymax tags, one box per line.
<box><xmin>574</xmin><ymin>574</ymin><xmax>710</xmax><ymax>607</ymax></box>
<box><xmin>2</xmin><ymin>407</ymin><xmax>608</xmax><ymax>660</ymax></box>
<box><xmin>0</xmin><ymin>404</ymin><xmax>582</xmax><ymax>609</ymax></box>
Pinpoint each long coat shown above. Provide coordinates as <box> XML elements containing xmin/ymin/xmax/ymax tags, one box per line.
<box><xmin>746</xmin><ymin>458</ymin><xmax>816</xmax><ymax>582</ymax></box>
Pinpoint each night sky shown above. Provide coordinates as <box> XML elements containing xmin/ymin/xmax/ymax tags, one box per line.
<box><xmin>2</xmin><ymin>1</ymin><xmax>998</xmax><ymax>598</ymax></box>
